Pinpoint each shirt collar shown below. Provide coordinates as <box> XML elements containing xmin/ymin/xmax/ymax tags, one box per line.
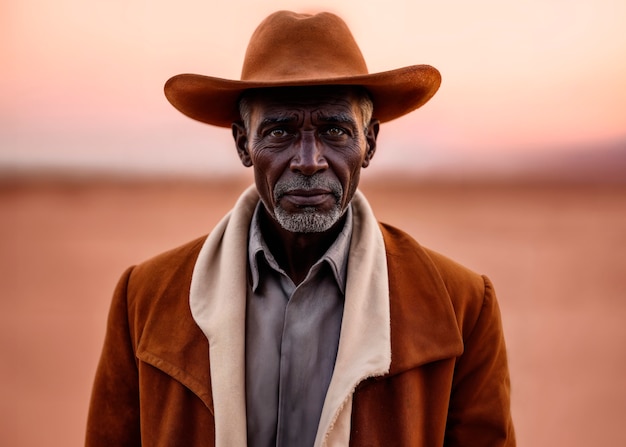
<box><xmin>248</xmin><ymin>201</ymin><xmax>353</xmax><ymax>293</ymax></box>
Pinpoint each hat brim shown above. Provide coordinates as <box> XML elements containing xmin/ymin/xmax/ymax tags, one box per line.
<box><xmin>164</xmin><ymin>64</ymin><xmax>441</xmax><ymax>128</ymax></box>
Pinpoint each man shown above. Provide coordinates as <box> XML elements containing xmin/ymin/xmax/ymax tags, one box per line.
<box><xmin>86</xmin><ymin>10</ymin><xmax>515</xmax><ymax>447</ymax></box>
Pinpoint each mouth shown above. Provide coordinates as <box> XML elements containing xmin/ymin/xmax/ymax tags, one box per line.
<box><xmin>280</xmin><ymin>188</ymin><xmax>335</xmax><ymax>207</ymax></box>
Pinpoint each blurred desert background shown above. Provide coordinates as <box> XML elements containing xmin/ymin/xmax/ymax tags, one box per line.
<box><xmin>2</xmin><ymin>0</ymin><xmax>626</xmax><ymax>446</ymax></box>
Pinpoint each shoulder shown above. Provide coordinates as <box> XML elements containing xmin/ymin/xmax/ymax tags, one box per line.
<box><xmin>379</xmin><ymin>222</ymin><xmax>491</xmax><ymax>336</ymax></box>
<box><xmin>130</xmin><ymin>236</ymin><xmax>207</xmax><ymax>281</ymax></box>
<box><xmin>122</xmin><ymin>236</ymin><xmax>207</xmax><ymax>311</ymax></box>
<box><xmin>380</xmin><ymin>222</ymin><xmax>483</xmax><ymax>287</ymax></box>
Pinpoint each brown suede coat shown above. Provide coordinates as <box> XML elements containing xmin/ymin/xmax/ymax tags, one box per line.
<box><xmin>86</xmin><ymin>223</ymin><xmax>515</xmax><ymax>446</ymax></box>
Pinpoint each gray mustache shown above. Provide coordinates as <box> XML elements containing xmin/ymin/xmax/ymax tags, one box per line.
<box><xmin>274</xmin><ymin>175</ymin><xmax>343</xmax><ymax>201</ymax></box>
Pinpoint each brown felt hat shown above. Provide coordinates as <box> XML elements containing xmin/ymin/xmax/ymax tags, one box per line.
<box><xmin>164</xmin><ymin>10</ymin><xmax>441</xmax><ymax>128</ymax></box>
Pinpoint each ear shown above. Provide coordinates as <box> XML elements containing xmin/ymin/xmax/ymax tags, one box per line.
<box><xmin>361</xmin><ymin>119</ymin><xmax>380</xmax><ymax>168</ymax></box>
<box><xmin>232</xmin><ymin>122</ymin><xmax>252</xmax><ymax>167</ymax></box>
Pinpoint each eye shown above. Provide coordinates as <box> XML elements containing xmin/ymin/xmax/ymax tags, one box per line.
<box><xmin>323</xmin><ymin>126</ymin><xmax>346</xmax><ymax>137</ymax></box>
<box><xmin>269</xmin><ymin>128</ymin><xmax>287</xmax><ymax>138</ymax></box>
<box><xmin>264</xmin><ymin>127</ymin><xmax>293</xmax><ymax>140</ymax></box>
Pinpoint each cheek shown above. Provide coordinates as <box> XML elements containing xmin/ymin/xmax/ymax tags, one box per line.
<box><xmin>250</xmin><ymin>149</ymin><xmax>290</xmax><ymax>201</ymax></box>
<box><xmin>345</xmin><ymin>167</ymin><xmax>362</xmax><ymax>199</ymax></box>
<box><xmin>338</xmin><ymin>144</ymin><xmax>367</xmax><ymax>176</ymax></box>
<box><xmin>252</xmin><ymin>168</ymin><xmax>277</xmax><ymax>215</ymax></box>
<box><xmin>329</xmin><ymin>148</ymin><xmax>366</xmax><ymax>204</ymax></box>
<box><xmin>253</xmin><ymin>154</ymin><xmax>284</xmax><ymax>183</ymax></box>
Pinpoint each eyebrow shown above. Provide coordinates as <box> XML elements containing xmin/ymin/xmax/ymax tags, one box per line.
<box><xmin>320</xmin><ymin>113</ymin><xmax>357</xmax><ymax>125</ymax></box>
<box><xmin>258</xmin><ymin>112</ymin><xmax>358</xmax><ymax>129</ymax></box>
<box><xmin>259</xmin><ymin>116</ymin><xmax>298</xmax><ymax>128</ymax></box>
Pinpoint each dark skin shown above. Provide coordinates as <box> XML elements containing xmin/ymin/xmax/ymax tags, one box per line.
<box><xmin>232</xmin><ymin>86</ymin><xmax>380</xmax><ymax>284</ymax></box>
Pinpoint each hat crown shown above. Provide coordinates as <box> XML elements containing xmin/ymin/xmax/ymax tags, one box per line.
<box><xmin>241</xmin><ymin>11</ymin><xmax>369</xmax><ymax>82</ymax></box>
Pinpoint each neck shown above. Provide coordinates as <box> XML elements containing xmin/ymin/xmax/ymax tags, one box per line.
<box><xmin>259</xmin><ymin>208</ymin><xmax>347</xmax><ymax>285</ymax></box>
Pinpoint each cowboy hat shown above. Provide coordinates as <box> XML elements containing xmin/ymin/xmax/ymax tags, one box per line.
<box><xmin>164</xmin><ymin>10</ymin><xmax>441</xmax><ymax>128</ymax></box>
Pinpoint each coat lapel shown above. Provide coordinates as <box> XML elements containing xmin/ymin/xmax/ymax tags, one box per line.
<box><xmin>134</xmin><ymin>236</ymin><xmax>214</xmax><ymax>412</ymax></box>
<box><xmin>381</xmin><ymin>223</ymin><xmax>464</xmax><ymax>375</ymax></box>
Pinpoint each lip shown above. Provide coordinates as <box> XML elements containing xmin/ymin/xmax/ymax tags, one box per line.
<box><xmin>281</xmin><ymin>189</ymin><xmax>334</xmax><ymax>207</ymax></box>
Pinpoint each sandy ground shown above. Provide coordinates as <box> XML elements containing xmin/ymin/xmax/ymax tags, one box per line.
<box><xmin>1</xmin><ymin>176</ymin><xmax>625</xmax><ymax>446</ymax></box>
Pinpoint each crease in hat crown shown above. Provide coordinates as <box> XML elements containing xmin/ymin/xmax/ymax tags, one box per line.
<box><xmin>240</xmin><ymin>11</ymin><xmax>369</xmax><ymax>82</ymax></box>
<box><xmin>164</xmin><ymin>10</ymin><xmax>442</xmax><ymax>128</ymax></box>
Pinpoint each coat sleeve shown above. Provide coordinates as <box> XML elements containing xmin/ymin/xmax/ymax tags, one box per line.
<box><xmin>445</xmin><ymin>276</ymin><xmax>516</xmax><ymax>446</ymax></box>
<box><xmin>85</xmin><ymin>267</ymin><xmax>142</xmax><ymax>447</ymax></box>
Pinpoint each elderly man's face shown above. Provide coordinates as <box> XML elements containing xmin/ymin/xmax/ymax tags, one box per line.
<box><xmin>233</xmin><ymin>86</ymin><xmax>379</xmax><ymax>233</ymax></box>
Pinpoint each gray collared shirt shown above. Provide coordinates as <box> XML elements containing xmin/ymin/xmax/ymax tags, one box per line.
<box><xmin>245</xmin><ymin>203</ymin><xmax>353</xmax><ymax>447</ymax></box>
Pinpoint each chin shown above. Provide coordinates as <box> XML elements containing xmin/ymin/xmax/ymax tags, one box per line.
<box><xmin>275</xmin><ymin>206</ymin><xmax>344</xmax><ymax>234</ymax></box>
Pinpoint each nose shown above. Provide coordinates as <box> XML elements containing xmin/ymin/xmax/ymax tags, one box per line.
<box><xmin>289</xmin><ymin>133</ymin><xmax>328</xmax><ymax>175</ymax></box>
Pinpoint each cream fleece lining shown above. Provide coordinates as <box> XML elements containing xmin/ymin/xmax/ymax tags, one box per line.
<box><xmin>189</xmin><ymin>186</ymin><xmax>391</xmax><ymax>447</ymax></box>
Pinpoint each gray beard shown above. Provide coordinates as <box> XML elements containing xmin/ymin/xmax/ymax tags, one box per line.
<box><xmin>271</xmin><ymin>175</ymin><xmax>345</xmax><ymax>233</ymax></box>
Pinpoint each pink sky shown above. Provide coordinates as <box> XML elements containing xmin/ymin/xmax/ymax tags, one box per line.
<box><xmin>3</xmin><ymin>0</ymin><xmax>626</xmax><ymax>175</ymax></box>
